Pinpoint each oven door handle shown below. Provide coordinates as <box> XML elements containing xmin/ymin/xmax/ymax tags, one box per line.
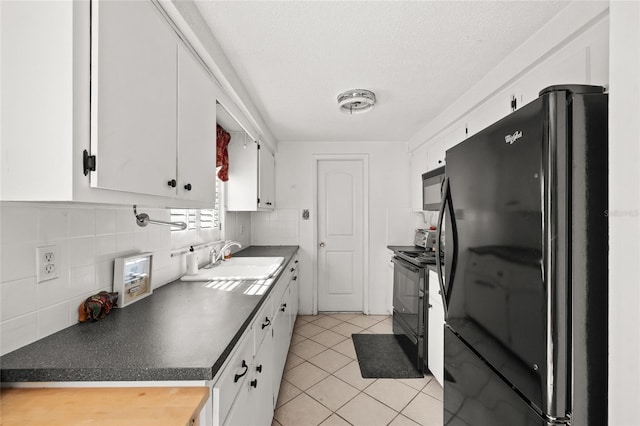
<box><xmin>392</xmin><ymin>257</ymin><xmax>420</xmax><ymax>273</ymax></box>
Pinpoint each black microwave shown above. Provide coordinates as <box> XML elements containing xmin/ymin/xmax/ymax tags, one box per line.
<box><xmin>422</xmin><ymin>166</ymin><xmax>445</xmax><ymax>211</ymax></box>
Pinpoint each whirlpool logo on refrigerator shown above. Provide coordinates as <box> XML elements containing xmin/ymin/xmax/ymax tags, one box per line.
<box><xmin>505</xmin><ymin>131</ymin><xmax>523</xmax><ymax>144</ymax></box>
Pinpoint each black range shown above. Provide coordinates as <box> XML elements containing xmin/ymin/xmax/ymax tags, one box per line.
<box><xmin>387</xmin><ymin>245</ymin><xmax>439</xmax><ymax>374</ymax></box>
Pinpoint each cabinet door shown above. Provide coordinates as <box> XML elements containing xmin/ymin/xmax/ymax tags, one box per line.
<box><xmin>225</xmin><ymin>335</ymin><xmax>274</xmax><ymax>426</ymax></box>
<box><xmin>258</xmin><ymin>145</ymin><xmax>275</xmax><ymax>209</ymax></box>
<box><xmin>227</xmin><ymin>136</ymin><xmax>259</xmax><ymax>211</ymax></box>
<box><xmin>213</xmin><ymin>332</ymin><xmax>254</xmax><ymax>426</ymax></box>
<box><xmin>90</xmin><ymin>0</ymin><xmax>177</xmax><ymax>197</ymax></box>
<box><xmin>288</xmin><ymin>273</ymin><xmax>299</xmax><ymax>334</ymax></box>
<box><xmin>176</xmin><ymin>44</ymin><xmax>218</xmax><ymax>203</ymax></box>
<box><xmin>410</xmin><ymin>145</ymin><xmax>428</xmax><ymax>211</ymax></box>
<box><xmin>272</xmin><ymin>286</ymin><xmax>290</xmax><ymax>403</ymax></box>
<box><xmin>289</xmin><ymin>260</ymin><xmax>299</xmax><ymax>332</ymax></box>
<box><xmin>254</xmin><ymin>334</ymin><xmax>275</xmax><ymax>424</ymax></box>
<box><xmin>426</xmin><ymin>138</ymin><xmax>446</xmax><ymax>172</ymax></box>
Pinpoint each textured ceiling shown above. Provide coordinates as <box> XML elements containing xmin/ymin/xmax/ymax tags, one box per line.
<box><xmin>196</xmin><ymin>1</ymin><xmax>568</xmax><ymax>143</ymax></box>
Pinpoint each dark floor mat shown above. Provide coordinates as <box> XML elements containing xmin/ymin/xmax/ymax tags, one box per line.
<box><xmin>352</xmin><ymin>333</ymin><xmax>423</xmax><ymax>378</ymax></box>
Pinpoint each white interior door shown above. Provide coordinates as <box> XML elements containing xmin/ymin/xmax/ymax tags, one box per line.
<box><xmin>317</xmin><ymin>160</ymin><xmax>364</xmax><ymax>312</ymax></box>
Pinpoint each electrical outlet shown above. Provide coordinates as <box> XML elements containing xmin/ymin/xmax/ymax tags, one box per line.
<box><xmin>36</xmin><ymin>245</ymin><xmax>59</xmax><ymax>283</ymax></box>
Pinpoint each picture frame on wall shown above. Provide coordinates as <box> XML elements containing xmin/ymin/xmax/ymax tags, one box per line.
<box><xmin>113</xmin><ymin>252</ymin><xmax>153</xmax><ymax>308</ymax></box>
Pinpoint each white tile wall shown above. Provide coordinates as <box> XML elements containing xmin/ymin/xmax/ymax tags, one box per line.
<box><xmin>0</xmin><ymin>202</ymin><xmax>190</xmax><ymax>356</ymax></box>
<box><xmin>225</xmin><ymin>211</ymin><xmax>251</xmax><ymax>250</ymax></box>
<box><xmin>251</xmin><ymin>208</ymin><xmax>299</xmax><ymax>246</ymax></box>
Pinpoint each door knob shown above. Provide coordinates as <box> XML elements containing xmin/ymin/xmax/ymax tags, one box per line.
<box><xmin>319</xmin><ymin>242</ymin><xmax>325</xmax><ymax>247</ymax></box>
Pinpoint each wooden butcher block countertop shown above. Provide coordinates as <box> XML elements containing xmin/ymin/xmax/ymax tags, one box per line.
<box><xmin>0</xmin><ymin>386</ymin><xmax>209</xmax><ymax>426</ymax></box>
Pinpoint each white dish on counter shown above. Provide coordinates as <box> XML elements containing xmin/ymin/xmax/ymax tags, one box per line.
<box><xmin>180</xmin><ymin>257</ymin><xmax>285</xmax><ymax>281</ymax></box>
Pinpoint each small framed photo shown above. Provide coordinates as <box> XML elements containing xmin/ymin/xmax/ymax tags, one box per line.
<box><xmin>113</xmin><ymin>252</ymin><xmax>153</xmax><ymax>308</ymax></box>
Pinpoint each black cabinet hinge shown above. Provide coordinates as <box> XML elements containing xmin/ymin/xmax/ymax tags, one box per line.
<box><xmin>83</xmin><ymin>150</ymin><xmax>96</xmax><ymax>176</ymax></box>
<box><xmin>257</xmin><ymin>198</ymin><xmax>261</xmax><ymax>204</ymax></box>
<box><xmin>257</xmin><ymin>143</ymin><xmax>260</xmax><ymax>150</ymax></box>
<box><xmin>510</xmin><ymin>95</ymin><xmax>517</xmax><ymax>112</ymax></box>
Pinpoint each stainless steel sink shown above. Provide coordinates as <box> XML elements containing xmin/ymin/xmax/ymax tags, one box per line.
<box><xmin>180</xmin><ymin>257</ymin><xmax>285</xmax><ymax>281</ymax></box>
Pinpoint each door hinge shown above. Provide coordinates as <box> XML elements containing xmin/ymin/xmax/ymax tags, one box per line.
<box><xmin>257</xmin><ymin>142</ymin><xmax>260</xmax><ymax>150</ymax></box>
<box><xmin>510</xmin><ymin>95</ymin><xmax>517</xmax><ymax>112</ymax></box>
<box><xmin>83</xmin><ymin>150</ymin><xmax>96</xmax><ymax>176</ymax></box>
<box><xmin>257</xmin><ymin>198</ymin><xmax>261</xmax><ymax>204</ymax></box>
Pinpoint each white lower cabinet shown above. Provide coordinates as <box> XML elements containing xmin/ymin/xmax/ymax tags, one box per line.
<box><xmin>213</xmin><ymin>254</ymin><xmax>299</xmax><ymax>426</ymax></box>
<box><xmin>225</xmin><ymin>330</ymin><xmax>274</xmax><ymax>426</ymax></box>
<box><xmin>428</xmin><ymin>269</ymin><xmax>445</xmax><ymax>387</ymax></box>
<box><xmin>272</xmin><ymin>287</ymin><xmax>290</xmax><ymax>403</ymax></box>
<box><xmin>212</xmin><ymin>332</ymin><xmax>254</xmax><ymax>426</ymax></box>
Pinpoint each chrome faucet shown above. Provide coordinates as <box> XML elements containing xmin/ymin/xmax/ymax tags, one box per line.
<box><xmin>209</xmin><ymin>240</ymin><xmax>242</xmax><ymax>266</ymax></box>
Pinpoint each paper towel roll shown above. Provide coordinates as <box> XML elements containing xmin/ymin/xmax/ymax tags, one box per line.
<box><xmin>186</xmin><ymin>252</ymin><xmax>198</xmax><ymax>275</ymax></box>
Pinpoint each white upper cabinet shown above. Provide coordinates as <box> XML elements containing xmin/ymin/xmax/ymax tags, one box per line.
<box><xmin>176</xmin><ymin>44</ymin><xmax>218</xmax><ymax>204</ymax></box>
<box><xmin>258</xmin><ymin>146</ymin><xmax>276</xmax><ymax>209</ymax></box>
<box><xmin>226</xmin><ymin>135</ymin><xmax>275</xmax><ymax>211</ymax></box>
<box><xmin>90</xmin><ymin>0</ymin><xmax>178</xmax><ymax>198</ymax></box>
<box><xmin>90</xmin><ymin>1</ymin><xmax>218</xmax><ymax>204</ymax></box>
<box><xmin>410</xmin><ymin>144</ymin><xmax>428</xmax><ymax>211</ymax></box>
<box><xmin>0</xmin><ymin>1</ymin><xmax>218</xmax><ymax>207</ymax></box>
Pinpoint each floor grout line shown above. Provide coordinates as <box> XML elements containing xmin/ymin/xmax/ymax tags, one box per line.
<box><xmin>278</xmin><ymin>313</ymin><xmax>440</xmax><ymax>426</ymax></box>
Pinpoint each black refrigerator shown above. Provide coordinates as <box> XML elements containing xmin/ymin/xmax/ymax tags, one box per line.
<box><xmin>435</xmin><ymin>85</ymin><xmax>608</xmax><ymax>426</ymax></box>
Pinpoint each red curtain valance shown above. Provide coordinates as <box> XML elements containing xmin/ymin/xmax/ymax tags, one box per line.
<box><xmin>216</xmin><ymin>124</ymin><xmax>231</xmax><ymax>182</ymax></box>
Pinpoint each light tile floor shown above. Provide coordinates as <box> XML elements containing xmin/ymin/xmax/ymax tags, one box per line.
<box><xmin>273</xmin><ymin>313</ymin><xmax>443</xmax><ymax>426</ymax></box>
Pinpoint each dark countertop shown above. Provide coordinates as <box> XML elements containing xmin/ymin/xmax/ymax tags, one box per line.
<box><xmin>0</xmin><ymin>246</ymin><xmax>298</xmax><ymax>383</ymax></box>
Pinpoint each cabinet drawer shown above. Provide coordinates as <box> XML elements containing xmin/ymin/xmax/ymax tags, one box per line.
<box><xmin>270</xmin><ymin>280</ymin><xmax>289</xmax><ymax>319</ymax></box>
<box><xmin>271</xmin><ymin>256</ymin><xmax>298</xmax><ymax>315</ymax></box>
<box><xmin>213</xmin><ymin>332</ymin><xmax>254</xmax><ymax>426</ymax></box>
<box><xmin>282</xmin><ymin>255</ymin><xmax>299</xmax><ymax>284</ymax></box>
<box><xmin>253</xmin><ymin>298</ymin><xmax>273</xmax><ymax>356</ymax></box>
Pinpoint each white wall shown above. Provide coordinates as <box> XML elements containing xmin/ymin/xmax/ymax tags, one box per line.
<box><xmin>608</xmin><ymin>1</ymin><xmax>640</xmax><ymax>423</ymax></box>
<box><xmin>266</xmin><ymin>141</ymin><xmax>411</xmax><ymax>315</ymax></box>
<box><xmin>251</xmin><ymin>209</ymin><xmax>299</xmax><ymax>246</ymax></box>
<box><xmin>0</xmin><ymin>201</ymin><xmax>243</xmax><ymax>356</ymax></box>
<box><xmin>225</xmin><ymin>211</ymin><xmax>252</xmax><ymax>250</ymax></box>
<box><xmin>0</xmin><ymin>203</ymin><xmax>177</xmax><ymax>355</ymax></box>
<box><xmin>408</xmin><ymin>1</ymin><xmax>610</xmax><ymax>153</ymax></box>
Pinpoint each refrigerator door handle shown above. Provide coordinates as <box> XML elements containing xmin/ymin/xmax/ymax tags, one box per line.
<box><xmin>436</xmin><ymin>177</ymin><xmax>457</xmax><ymax>317</ymax></box>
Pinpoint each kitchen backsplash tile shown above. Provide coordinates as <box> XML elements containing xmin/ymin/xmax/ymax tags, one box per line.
<box><xmin>251</xmin><ymin>208</ymin><xmax>299</xmax><ymax>246</ymax></box>
<box><xmin>38</xmin><ymin>207</ymin><xmax>69</xmax><ymax>242</ymax></box>
<box><xmin>70</xmin><ymin>264</ymin><xmax>98</xmax><ymax>295</ymax></box>
<box><xmin>69</xmin><ymin>208</ymin><xmax>96</xmax><ymax>238</ymax></box>
<box><xmin>96</xmin><ymin>235</ymin><xmax>118</xmax><ymax>260</ymax></box>
<box><xmin>0</xmin><ymin>202</ymin><xmax>188</xmax><ymax>356</ymax></box>
<box><xmin>69</xmin><ymin>236</ymin><xmax>96</xmax><ymax>268</ymax></box>
<box><xmin>0</xmin><ymin>206</ymin><xmax>38</xmax><ymax>244</ymax></box>
<box><xmin>95</xmin><ymin>260</ymin><xmax>115</xmax><ymax>290</ymax></box>
<box><xmin>0</xmin><ymin>277</ymin><xmax>37</xmax><ymax>322</ymax></box>
<box><xmin>116</xmin><ymin>209</ymin><xmax>134</xmax><ymax>234</ymax></box>
<box><xmin>116</xmin><ymin>232</ymin><xmax>135</xmax><ymax>253</ymax></box>
<box><xmin>36</xmin><ymin>272</ymin><xmax>70</xmax><ymax>309</ymax></box>
<box><xmin>38</xmin><ymin>302</ymin><xmax>70</xmax><ymax>339</ymax></box>
<box><xmin>0</xmin><ymin>313</ymin><xmax>38</xmax><ymax>355</ymax></box>
<box><xmin>95</xmin><ymin>209</ymin><xmax>117</xmax><ymax>235</ymax></box>
<box><xmin>1</xmin><ymin>242</ymin><xmax>37</xmax><ymax>283</ymax></box>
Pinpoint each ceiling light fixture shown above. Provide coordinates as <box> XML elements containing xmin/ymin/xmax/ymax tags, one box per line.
<box><xmin>337</xmin><ymin>89</ymin><xmax>376</xmax><ymax>114</ymax></box>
